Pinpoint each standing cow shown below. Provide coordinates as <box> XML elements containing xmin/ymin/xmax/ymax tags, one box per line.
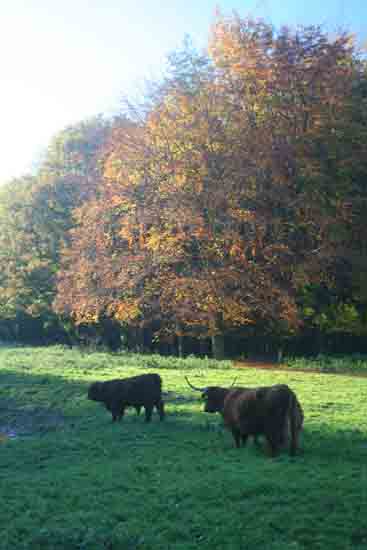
<box><xmin>88</xmin><ymin>373</ymin><xmax>165</xmax><ymax>423</ymax></box>
<box><xmin>186</xmin><ymin>377</ymin><xmax>303</xmax><ymax>456</ymax></box>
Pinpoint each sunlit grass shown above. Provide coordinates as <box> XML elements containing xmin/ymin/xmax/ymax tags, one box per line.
<box><xmin>1</xmin><ymin>346</ymin><xmax>367</xmax><ymax>549</ymax></box>
<box><xmin>286</xmin><ymin>354</ymin><xmax>367</xmax><ymax>374</ymax></box>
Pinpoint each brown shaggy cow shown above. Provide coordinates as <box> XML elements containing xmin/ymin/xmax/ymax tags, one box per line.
<box><xmin>186</xmin><ymin>378</ymin><xmax>303</xmax><ymax>456</ymax></box>
<box><xmin>88</xmin><ymin>373</ymin><xmax>165</xmax><ymax>423</ymax></box>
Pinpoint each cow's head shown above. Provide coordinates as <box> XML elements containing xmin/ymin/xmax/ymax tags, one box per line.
<box><xmin>185</xmin><ymin>377</ymin><xmax>236</xmax><ymax>413</ymax></box>
<box><xmin>88</xmin><ymin>382</ymin><xmax>103</xmax><ymax>401</ymax></box>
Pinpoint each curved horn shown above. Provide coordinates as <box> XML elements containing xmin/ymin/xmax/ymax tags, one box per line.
<box><xmin>185</xmin><ymin>376</ymin><xmax>207</xmax><ymax>393</ymax></box>
<box><xmin>230</xmin><ymin>377</ymin><xmax>237</xmax><ymax>387</ymax></box>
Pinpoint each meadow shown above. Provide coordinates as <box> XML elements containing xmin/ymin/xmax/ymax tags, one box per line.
<box><xmin>1</xmin><ymin>346</ymin><xmax>367</xmax><ymax>550</ymax></box>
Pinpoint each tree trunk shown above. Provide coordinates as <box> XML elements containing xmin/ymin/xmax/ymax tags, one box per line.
<box><xmin>176</xmin><ymin>322</ymin><xmax>185</xmax><ymax>357</ymax></box>
<box><xmin>143</xmin><ymin>327</ymin><xmax>153</xmax><ymax>352</ymax></box>
<box><xmin>199</xmin><ymin>338</ymin><xmax>209</xmax><ymax>357</ymax></box>
<box><xmin>177</xmin><ymin>334</ymin><xmax>184</xmax><ymax>358</ymax></box>
<box><xmin>211</xmin><ymin>333</ymin><xmax>225</xmax><ymax>360</ymax></box>
<box><xmin>211</xmin><ymin>312</ymin><xmax>225</xmax><ymax>360</ymax></box>
<box><xmin>128</xmin><ymin>326</ymin><xmax>144</xmax><ymax>352</ymax></box>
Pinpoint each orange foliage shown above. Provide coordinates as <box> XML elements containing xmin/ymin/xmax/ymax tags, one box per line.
<box><xmin>54</xmin><ymin>18</ymin><xmax>364</xmax><ymax>339</ymax></box>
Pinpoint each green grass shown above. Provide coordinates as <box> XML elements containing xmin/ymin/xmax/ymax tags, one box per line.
<box><xmin>1</xmin><ymin>346</ymin><xmax>367</xmax><ymax>550</ymax></box>
<box><xmin>285</xmin><ymin>354</ymin><xmax>367</xmax><ymax>375</ymax></box>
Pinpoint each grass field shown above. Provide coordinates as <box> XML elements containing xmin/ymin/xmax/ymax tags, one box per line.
<box><xmin>1</xmin><ymin>346</ymin><xmax>367</xmax><ymax>550</ymax></box>
<box><xmin>286</xmin><ymin>354</ymin><xmax>367</xmax><ymax>375</ymax></box>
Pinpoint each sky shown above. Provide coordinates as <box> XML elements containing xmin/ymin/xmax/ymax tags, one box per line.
<box><xmin>0</xmin><ymin>0</ymin><xmax>366</xmax><ymax>185</ymax></box>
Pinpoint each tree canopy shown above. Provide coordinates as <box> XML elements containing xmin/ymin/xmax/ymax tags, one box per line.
<box><xmin>1</xmin><ymin>16</ymin><xmax>367</xmax><ymax>356</ymax></box>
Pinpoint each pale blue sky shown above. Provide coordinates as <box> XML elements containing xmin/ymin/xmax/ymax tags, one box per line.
<box><xmin>0</xmin><ymin>0</ymin><xmax>366</xmax><ymax>184</ymax></box>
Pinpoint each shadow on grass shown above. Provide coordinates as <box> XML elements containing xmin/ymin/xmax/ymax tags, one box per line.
<box><xmin>1</xmin><ymin>367</ymin><xmax>366</xmax><ymax>464</ymax></box>
<box><xmin>0</xmin><ymin>368</ymin><xmax>200</xmax><ymax>437</ymax></box>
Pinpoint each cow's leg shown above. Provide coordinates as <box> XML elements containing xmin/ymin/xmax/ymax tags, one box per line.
<box><xmin>281</xmin><ymin>417</ymin><xmax>290</xmax><ymax>448</ymax></box>
<box><xmin>289</xmin><ymin>423</ymin><xmax>299</xmax><ymax>456</ymax></box>
<box><xmin>231</xmin><ymin>428</ymin><xmax>241</xmax><ymax>448</ymax></box>
<box><xmin>241</xmin><ymin>434</ymin><xmax>249</xmax><ymax>447</ymax></box>
<box><xmin>105</xmin><ymin>404</ymin><xmax>114</xmax><ymax>421</ymax></box>
<box><xmin>289</xmin><ymin>433</ymin><xmax>299</xmax><ymax>456</ymax></box>
<box><xmin>289</xmin><ymin>402</ymin><xmax>300</xmax><ymax>456</ymax></box>
<box><xmin>118</xmin><ymin>407</ymin><xmax>125</xmax><ymax>422</ymax></box>
<box><xmin>253</xmin><ymin>435</ymin><xmax>261</xmax><ymax>447</ymax></box>
<box><xmin>266</xmin><ymin>433</ymin><xmax>281</xmax><ymax>457</ymax></box>
<box><xmin>144</xmin><ymin>405</ymin><xmax>153</xmax><ymax>422</ymax></box>
<box><xmin>107</xmin><ymin>402</ymin><xmax>115</xmax><ymax>422</ymax></box>
<box><xmin>156</xmin><ymin>400</ymin><xmax>165</xmax><ymax>421</ymax></box>
<box><xmin>110</xmin><ymin>401</ymin><xmax>123</xmax><ymax>422</ymax></box>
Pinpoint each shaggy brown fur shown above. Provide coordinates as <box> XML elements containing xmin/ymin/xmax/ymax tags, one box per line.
<box><xmin>88</xmin><ymin>373</ymin><xmax>165</xmax><ymax>423</ymax></box>
<box><xmin>203</xmin><ymin>384</ymin><xmax>303</xmax><ymax>456</ymax></box>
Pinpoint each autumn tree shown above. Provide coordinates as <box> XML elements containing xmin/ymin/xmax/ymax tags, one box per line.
<box><xmin>206</xmin><ymin>16</ymin><xmax>367</xmax><ymax>351</ymax></box>
<box><xmin>296</xmin><ymin>60</ymin><xmax>367</xmax><ymax>350</ymax></box>
<box><xmin>0</xmin><ymin>117</ymin><xmax>110</xmax><ymax>343</ymax></box>
<box><xmin>54</xmin><ymin>20</ymin><xmax>367</xmax><ymax>357</ymax></box>
<box><xmin>53</xmin><ymin>117</ymin><xmax>145</xmax><ymax>348</ymax></box>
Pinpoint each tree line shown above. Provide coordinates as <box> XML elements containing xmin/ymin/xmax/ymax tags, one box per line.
<box><xmin>1</xmin><ymin>15</ymin><xmax>367</xmax><ymax>358</ymax></box>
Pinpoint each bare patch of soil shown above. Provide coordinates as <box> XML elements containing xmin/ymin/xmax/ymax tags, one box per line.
<box><xmin>0</xmin><ymin>399</ymin><xmax>66</xmax><ymax>438</ymax></box>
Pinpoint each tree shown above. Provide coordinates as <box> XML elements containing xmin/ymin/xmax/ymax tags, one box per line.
<box><xmin>0</xmin><ymin>117</ymin><xmax>110</xmax><ymax>343</ymax></box>
<box><xmin>54</xmin><ymin>21</ymin><xmax>367</xmax><ymax>357</ymax></box>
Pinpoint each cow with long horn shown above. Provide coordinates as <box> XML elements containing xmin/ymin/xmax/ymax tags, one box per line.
<box><xmin>185</xmin><ymin>377</ymin><xmax>303</xmax><ymax>457</ymax></box>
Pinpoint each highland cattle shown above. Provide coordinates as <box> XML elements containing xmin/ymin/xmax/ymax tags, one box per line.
<box><xmin>186</xmin><ymin>377</ymin><xmax>303</xmax><ymax>456</ymax></box>
<box><xmin>88</xmin><ymin>373</ymin><xmax>165</xmax><ymax>423</ymax></box>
